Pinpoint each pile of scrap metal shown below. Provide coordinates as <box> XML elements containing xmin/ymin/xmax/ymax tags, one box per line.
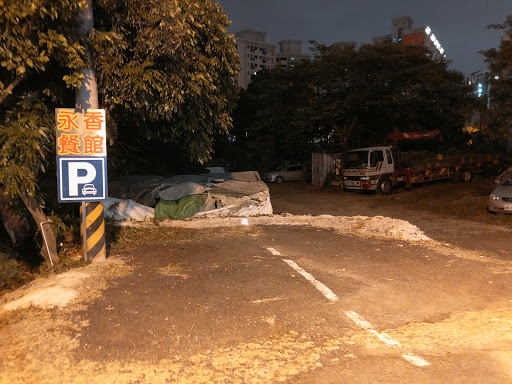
<box><xmin>104</xmin><ymin>171</ymin><xmax>272</xmax><ymax>221</ymax></box>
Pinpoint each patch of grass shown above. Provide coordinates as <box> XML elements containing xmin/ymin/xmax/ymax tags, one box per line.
<box><xmin>107</xmin><ymin>224</ymin><xmax>259</xmax><ymax>254</ymax></box>
<box><xmin>107</xmin><ymin>226</ymin><xmax>199</xmax><ymax>253</ymax></box>
<box><xmin>381</xmin><ymin>177</ymin><xmax>512</xmax><ymax>225</ymax></box>
<box><xmin>38</xmin><ymin>255</ymin><xmax>91</xmax><ymax>278</ymax></box>
<box><xmin>0</xmin><ymin>246</ymin><xmax>91</xmax><ymax>296</ymax></box>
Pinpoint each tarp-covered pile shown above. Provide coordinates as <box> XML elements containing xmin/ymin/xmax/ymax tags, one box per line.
<box><xmin>105</xmin><ymin>171</ymin><xmax>272</xmax><ymax>221</ymax></box>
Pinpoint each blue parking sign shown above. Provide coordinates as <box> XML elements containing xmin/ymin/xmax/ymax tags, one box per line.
<box><xmin>58</xmin><ymin>157</ymin><xmax>107</xmax><ymax>202</ymax></box>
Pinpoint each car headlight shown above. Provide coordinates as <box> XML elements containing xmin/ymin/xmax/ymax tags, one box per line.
<box><xmin>490</xmin><ymin>194</ymin><xmax>500</xmax><ymax>201</ymax></box>
<box><xmin>360</xmin><ymin>176</ymin><xmax>370</xmax><ymax>181</ymax></box>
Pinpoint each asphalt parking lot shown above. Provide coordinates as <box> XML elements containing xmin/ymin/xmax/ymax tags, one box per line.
<box><xmin>2</xmin><ymin>183</ymin><xmax>512</xmax><ymax>383</ymax></box>
<box><xmin>71</xmin><ymin>224</ymin><xmax>512</xmax><ymax>383</ymax></box>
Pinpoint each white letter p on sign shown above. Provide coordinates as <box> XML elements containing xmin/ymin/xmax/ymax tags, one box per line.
<box><xmin>68</xmin><ymin>162</ymin><xmax>97</xmax><ymax>196</ymax></box>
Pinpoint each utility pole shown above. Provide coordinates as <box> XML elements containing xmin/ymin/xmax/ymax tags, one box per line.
<box><xmin>76</xmin><ymin>0</ymin><xmax>107</xmax><ymax>262</ymax></box>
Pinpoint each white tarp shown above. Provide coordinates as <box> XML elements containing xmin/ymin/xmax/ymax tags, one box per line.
<box><xmin>195</xmin><ymin>191</ymin><xmax>273</xmax><ymax>217</ymax></box>
<box><xmin>157</xmin><ymin>182</ymin><xmax>207</xmax><ymax>201</ymax></box>
<box><xmin>104</xmin><ymin>198</ymin><xmax>155</xmax><ymax>221</ymax></box>
<box><xmin>105</xmin><ymin>171</ymin><xmax>272</xmax><ymax>221</ymax></box>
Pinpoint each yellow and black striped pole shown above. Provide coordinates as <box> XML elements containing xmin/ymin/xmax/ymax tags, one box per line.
<box><xmin>76</xmin><ymin>0</ymin><xmax>106</xmax><ymax>262</ymax></box>
<box><xmin>80</xmin><ymin>202</ymin><xmax>106</xmax><ymax>261</ymax></box>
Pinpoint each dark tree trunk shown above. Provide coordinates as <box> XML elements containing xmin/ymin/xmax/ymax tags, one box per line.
<box><xmin>18</xmin><ymin>192</ymin><xmax>59</xmax><ymax>265</ymax></box>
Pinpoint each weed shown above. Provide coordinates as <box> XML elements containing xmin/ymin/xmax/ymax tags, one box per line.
<box><xmin>0</xmin><ymin>251</ymin><xmax>31</xmax><ymax>293</ymax></box>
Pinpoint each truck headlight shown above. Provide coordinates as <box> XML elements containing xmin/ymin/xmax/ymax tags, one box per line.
<box><xmin>360</xmin><ymin>176</ymin><xmax>370</xmax><ymax>181</ymax></box>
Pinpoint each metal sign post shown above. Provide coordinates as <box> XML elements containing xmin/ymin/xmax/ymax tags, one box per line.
<box><xmin>82</xmin><ymin>202</ymin><xmax>88</xmax><ymax>261</ymax></box>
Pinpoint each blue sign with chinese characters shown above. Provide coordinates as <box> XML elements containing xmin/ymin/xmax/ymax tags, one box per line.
<box><xmin>57</xmin><ymin>157</ymin><xmax>107</xmax><ymax>202</ymax></box>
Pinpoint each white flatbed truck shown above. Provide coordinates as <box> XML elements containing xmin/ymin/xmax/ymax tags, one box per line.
<box><xmin>342</xmin><ymin>131</ymin><xmax>497</xmax><ymax>195</ymax></box>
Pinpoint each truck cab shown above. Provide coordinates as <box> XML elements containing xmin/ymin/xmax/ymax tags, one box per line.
<box><xmin>343</xmin><ymin>146</ymin><xmax>396</xmax><ymax>194</ymax></box>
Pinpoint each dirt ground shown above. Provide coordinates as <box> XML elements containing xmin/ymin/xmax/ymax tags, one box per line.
<box><xmin>268</xmin><ymin>181</ymin><xmax>512</xmax><ymax>258</ymax></box>
<box><xmin>0</xmin><ymin>181</ymin><xmax>511</xmax><ymax>383</ymax></box>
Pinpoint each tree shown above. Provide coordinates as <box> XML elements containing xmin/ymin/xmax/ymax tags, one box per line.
<box><xmin>1</xmin><ymin>0</ymin><xmax>239</xmax><ymax>263</ymax></box>
<box><xmin>92</xmin><ymin>0</ymin><xmax>240</xmax><ymax>164</ymax></box>
<box><xmin>0</xmin><ymin>0</ymin><xmax>88</xmax><ymax>264</ymax></box>
<box><xmin>236</xmin><ymin>41</ymin><xmax>470</xmax><ymax>164</ymax></box>
<box><xmin>482</xmin><ymin>15</ymin><xmax>512</xmax><ymax>149</ymax></box>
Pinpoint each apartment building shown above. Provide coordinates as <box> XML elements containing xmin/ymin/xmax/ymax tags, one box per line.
<box><xmin>234</xmin><ymin>29</ymin><xmax>276</xmax><ymax>89</ymax></box>
<box><xmin>275</xmin><ymin>40</ymin><xmax>310</xmax><ymax>68</ymax></box>
<box><xmin>373</xmin><ymin>16</ymin><xmax>446</xmax><ymax>60</ymax></box>
<box><xmin>234</xmin><ymin>30</ymin><xmax>310</xmax><ymax>89</ymax></box>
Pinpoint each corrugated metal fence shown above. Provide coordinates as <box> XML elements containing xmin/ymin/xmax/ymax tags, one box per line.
<box><xmin>312</xmin><ymin>153</ymin><xmax>340</xmax><ymax>188</ymax></box>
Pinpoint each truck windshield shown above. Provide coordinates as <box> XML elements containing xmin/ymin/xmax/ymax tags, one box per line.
<box><xmin>345</xmin><ymin>151</ymin><xmax>369</xmax><ymax>169</ymax></box>
<box><xmin>370</xmin><ymin>150</ymin><xmax>384</xmax><ymax>167</ymax></box>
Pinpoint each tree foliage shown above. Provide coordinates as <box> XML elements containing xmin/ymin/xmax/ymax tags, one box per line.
<box><xmin>0</xmin><ymin>0</ymin><xmax>87</xmax><ymax>104</ymax></box>
<box><xmin>482</xmin><ymin>15</ymin><xmax>512</xmax><ymax>146</ymax></box>
<box><xmin>0</xmin><ymin>0</ymin><xmax>86</xmax><ymax>197</ymax></box>
<box><xmin>0</xmin><ymin>0</ymin><xmax>88</xmax><ymax>263</ymax></box>
<box><xmin>234</xmin><ymin>42</ymin><xmax>471</xmax><ymax>163</ymax></box>
<box><xmin>92</xmin><ymin>0</ymin><xmax>240</xmax><ymax>163</ymax></box>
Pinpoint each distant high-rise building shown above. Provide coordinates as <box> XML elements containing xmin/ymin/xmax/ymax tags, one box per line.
<box><xmin>234</xmin><ymin>29</ymin><xmax>276</xmax><ymax>89</ymax></box>
<box><xmin>275</xmin><ymin>40</ymin><xmax>310</xmax><ymax>68</ymax></box>
<box><xmin>234</xmin><ymin>30</ymin><xmax>310</xmax><ymax>89</ymax></box>
<box><xmin>373</xmin><ymin>16</ymin><xmax>446</xmax><ymax>60</ymax></box>
<box><xmin>466</xmin><ymin>71</ymin><xmax>491</xmax><ymax>101</ymax></box>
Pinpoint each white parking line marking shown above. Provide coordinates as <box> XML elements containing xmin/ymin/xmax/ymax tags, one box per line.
<box><xmin>265</xmin><ymin>246</ymin><xmax>337</xmax><ymax>301</ymax></box>
<box><xmin>345</xmin><ymin>311</ymin><xmax>430</xmax><ymax>367</ymax></box>
<box><xmin>401</xmin><ymin>353</ymin><xmax>431</xmax><ymax>367</ymax></box>
<box><xmin>263</xmin><ymin>246</ymin><xmax>429</xmax><ymax>367</ymax></box>
<box><xmin>282</xmin><ymin>259</ymin><xmax>338</xmax><ymax>302</ymax></box>
<box><xmin>250</xmin><ymin>297</ymin><xmax>285</xmax><ymax>304</ymax></box>
<box><xmin>265</xmin><ymin>247</ymin><xmax>281</xmax><ymax>256</ymax></box>
<box><xmin>344</xmin><ymin>310</ymin><xmax>373</xmax><ymax>330</ymax></box>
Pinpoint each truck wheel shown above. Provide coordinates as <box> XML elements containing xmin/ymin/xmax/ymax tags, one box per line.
<box><xmin>455</xmin><ymin>168</ymin><xmax>473</xmax><ymax>183</ymax></box>
<box><xmin>377</xmin><ymin>177</ymin><xmax>393</xmax><ymax>195</ymax></box>
<box><xmin>276</xmin><ymin>176</ymin><xmax>284</xmax><ymax>184</ymax></box>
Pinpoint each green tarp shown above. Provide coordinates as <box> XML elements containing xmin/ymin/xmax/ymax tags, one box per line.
<box><xmin>154</xmin><ymin>194</ymin><xmax>208</xmax><ymax>220</ymax></box>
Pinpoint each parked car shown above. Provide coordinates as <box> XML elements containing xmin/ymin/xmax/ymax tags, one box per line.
<box><xmin>488</xmin><ymin>173</ymin><xmax>512</xmax><ymax>214</ymax></box>
<box><xmin>265</xmin><ymin>164</ymin><xmax>305</xmax><ymax>183</ymax></box>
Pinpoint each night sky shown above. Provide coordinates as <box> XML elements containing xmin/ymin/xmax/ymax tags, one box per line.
<box><xmin>217</xmin><ymin>0</ymin><xmax>512</xmax><ymax>75</ymax></box>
